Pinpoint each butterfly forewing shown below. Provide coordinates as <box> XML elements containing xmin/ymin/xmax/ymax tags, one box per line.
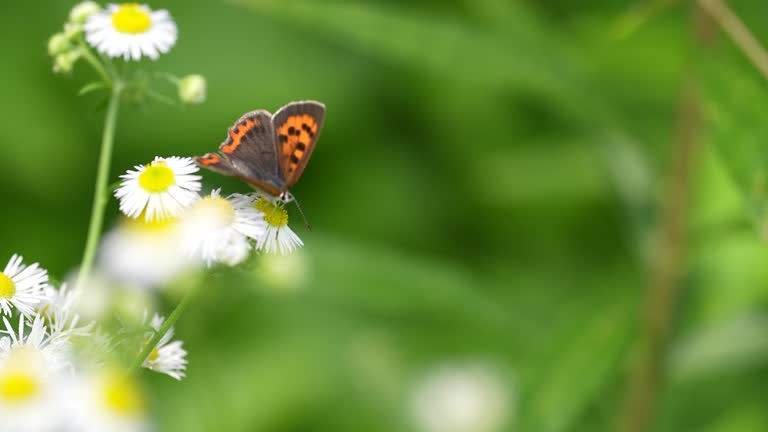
<box><xmin>195</xmin><ymin>152</ymin><xmax>240</xmax><ymax>176</ymax></box>
<box><xmin>272</xmin><ymin>101</ymin><xmax>326</xmax><ymax>188</ymax></box>
<box><xmin>218</xmin><ymin>110</ymin><xmax>286</xmax><ymax>193</ymax></box>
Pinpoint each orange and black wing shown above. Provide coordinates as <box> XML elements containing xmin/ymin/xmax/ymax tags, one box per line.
<box><xmin>272</xmin><ymin>101</ymin><xmax>326</xmax><ymax>188</ymax></box>
<box><xmin>196</xmin><ymin>110</ymin><xmax>287</xmax><ymax>196</ymax></box>
<box><xmin>195</xmin><ymin>152</ymin><xmax>240</xmax><ymax>176</ymax></box>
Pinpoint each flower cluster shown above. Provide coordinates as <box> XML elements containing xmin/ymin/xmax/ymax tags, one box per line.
<box><xmin>47</xmin><ymin>2</ymin><xmax>206</xmax><ymax>106</ymax></box>
<box><xmin>31</xmin><ymin>3</ymin><xmax>311</xmax><ymax>430</ymax></box>
<box><xmin>0</xmin><ymin>255</ymin><xmax>185</xmax><ymax>431</ymax></box>
<box><xmin>110</xmin><ymin>156</ymin><xmax>304</xmax><ymax>280</ymax></box>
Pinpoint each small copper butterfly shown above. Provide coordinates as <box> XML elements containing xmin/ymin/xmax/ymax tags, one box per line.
<box><xmin>195</xmin><ymin>101</ymin><xmax>326</xmax><ymax>204</ymax></box>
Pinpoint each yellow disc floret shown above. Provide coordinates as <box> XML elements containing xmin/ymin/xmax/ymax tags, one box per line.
<box><xmin>148</xmin><ymin>346</ymin><xmax>160</xmax><ymax>362</ymax></box>
<box><xmin>125</xmin><ymin>214</ymin><xmax>177</xmax><ymax>233</ymax></box>
<box><xmin>112</xmin><ymin>3</ymin><xmax>152</xmax><ymax>34</ymax></box>
<box><xmin>0</xmin><ymin>272</ymin><xmax>15</xmax><ymax>300</ymax></box>
<box><xmin>102</xmin><ymin>373</ymin><xmax>145</xmax><ymax>416</ymax></box>
<box><xmin>256</xmin><ymin>198</ymin><xmax>289</xmax><ymax>227</ymax></box>
<box><xmin>194</xmin><ymin>196</ymin><xmax>235</xmax><ymax>228</ymax></box>
<box><xmin>0</xmin><ymin>371</ymin><xmax>38</xmax><ymax>402</ymax></box>
<box><xmin>139</xmin><ymin>162</ymin><xmax>175</xmax><ymax>193</ymax></box>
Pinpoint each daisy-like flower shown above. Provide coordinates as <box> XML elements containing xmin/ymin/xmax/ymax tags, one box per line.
<box><xmin>180</xmin><ymin>190</ymin><xmax>266</xmax><ymax>266</ymax></box>
<box><xmin>84</xmin><ymin>3</ymin><xmax>177</xmax><ymax>61</ymax></box>
<box><xmin>115</xmin><ymin>156</ymin><xmax>201</xmax><ymax>222</ymax></box>
<box><xmin>0</xmin><ymin>316</ymin><xmax>72</xmax><ymax>378</ymax></box>
<box><xmin>99</xmin><ymin>215</ymin><xmax>195</xmax><ymax>287</ymax></box>
<box><xmin>38</xmin><ymin>284</ymin><xmax>94</xmax><ymax>343</ymax></box>
<box><xmin>64</xmin><ymin>369</ymin><xmax>149</xmax><ymax>432</ymax></box>
<box><xmin>0</xmin><ymin>340</ymin><xmax>69</xmax><ymax>432</ymax></box>
<box><xmin>253</xmin><ymin>196</ymin><xmax>304</xmax><ymax>255</ymax></box>
<box><xmin>141</xmin><ymin>314</ymin><xmax>187</xmax><ymax>380</ymax></box>
<box><xmin>0</xmin><ymin>255</ymin><xmax>50</xmax><ymax>317</ymax></box>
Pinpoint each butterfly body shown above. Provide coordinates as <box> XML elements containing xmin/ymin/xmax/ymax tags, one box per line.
<box><xmin>196</xmin><ymin>101</ymin><xmax>326</xmax><ymax>203</ymax></box>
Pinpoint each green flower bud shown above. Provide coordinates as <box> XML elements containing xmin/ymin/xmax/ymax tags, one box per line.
<box><xmin>47</xmin><ymin>33</ymin><xmax>71</xmax><ymax>57</ymax></box>
<box><xmin>178</xmin><ymin>74</ymin><xmax>207</xmax><ymax>105</ymax></box>
<box><xmin>53</xmin><ymin>50</ymin><xmax>83</xmax><ymax>74</ymax></box>
<box><xmin>69</xmin><ymin>1</ymin><xmax>102</xmax><ymax>24</ymax></box>
<box><xmin>64</xmin><ymin>22</ymin><xmax>83</xmax><ymax>40</ymax></box>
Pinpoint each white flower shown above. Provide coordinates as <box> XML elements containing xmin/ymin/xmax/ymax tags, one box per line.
<box><xmin>63</xmin><ymin>370</ymin><xmax>149</xmax><ymax>432</ymax></box>
<box><xmin>0</xmin><ymin>341</ymin><xmax>68</xmax><ymax>432</ymax></box>
<box><xmin>0</xmin><ymin>316</ymin><xmax>72</xmax><ymax>377</ymax></box>
<box><xmin>84</xmin><ymin>3</ymin><xmax>177</xmax><ymax>61</ymax></box>
<box><xmin>178</xmin><ymin>74</ymin><xmax>207</xmax><ymax>105</ymax></box>
<box><xmin>253</xmin><ymin>196</ymin><xmax>303</xmax><ymax>255</ymax></box>
<box><xmin>39</xmin><ymin>284</ymin><xmax>94</xmax><ymax>343</ymax></box>
<box><xmin>115</xmin><ymin>156</ymin><xmax>201</xmax><ymax>222</ymax></box>
<box><xmin>98</xmin><ymin>216</ymin><xmax>195</xmax><ymax>287</ymax></box>
<box><xmin>410</xmin><ymin>363</ymin><xmax>511</xmax><ymax>432</ymax></box>
<box><xmin>141</xmin><ymin>314</ymin><xmax>187</xmax><ymax>380</ymax></box>
<box><xmin>0</xmin><ymin>255</ymin><xmax>49</xmax><ymax>317</ymax></box>
<box><xmin>181</xmin><ymin>190</ymin><xmax>266</xmax><ymax>266</ymax></box>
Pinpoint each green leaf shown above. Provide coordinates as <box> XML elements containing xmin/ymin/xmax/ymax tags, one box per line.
<box><xmin>78</xmin><ymin>81</ymin><xmax>108</xmax><ymax>96</ymax></box>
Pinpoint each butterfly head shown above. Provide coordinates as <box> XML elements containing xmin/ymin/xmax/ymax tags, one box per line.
<box><xmin>278</xmin><ymin>191</ymin><xmax>294</xmax><ymax>204</ymax></box>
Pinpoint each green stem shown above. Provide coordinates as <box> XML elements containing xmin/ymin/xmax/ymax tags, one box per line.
<box><xmin>130</xmin><ymin>285</ymin><xmax>198</xmax><ymax>372</ymax></box>
<box><xmin>75</xmin><ymin>82</ymin><xmax>123</xmax><ymax>290</ymax></box>
<box><xmin>79</xmin><ymin>43</ymin><xmax>113</xmax><ymax>87</ymax></box>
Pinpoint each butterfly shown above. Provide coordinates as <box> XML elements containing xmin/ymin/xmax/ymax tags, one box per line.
<box><xmin>195</xmin><ymin>101</ymin><xmax>326</xmax><ymax>205</ymax></box>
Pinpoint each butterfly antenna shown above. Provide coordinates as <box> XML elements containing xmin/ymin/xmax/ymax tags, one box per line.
<box><xmin>292</xmin><ymin>197</ymin><xmax>312</xmax><ymax>232</ymax></box>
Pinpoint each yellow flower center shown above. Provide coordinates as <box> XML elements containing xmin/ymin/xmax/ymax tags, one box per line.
<box><xmin>148</xmin><ymin>346</ymin><xmax>160</xmax><ymax>362</ymax></box>
<box><xmin>0</xmin><ymin>371</ymin><xmax>39</xmax><ymax>402</ymax></box>
<box><xmin>125</xmin><ymin>214</ymin><xmax>177</xmax><ymax>233</ymax></box>
<box><xmin>255</xmin><ymin>198</ymin><xmax>288</xmax><ymax>227</ymax></box>
<box><xmin>138</xmin><ymin>162</ymin><xmax>175</xmax><ymax>193</ymax></box>
<box><xmin>195</xmin><ymin>196</ymin><xmax>235</xmax><ymax>227</ymax></box>
<box><xmin>102</xmin><ymin>374</ymin><xmax>145</xmax><ymax>416</ymax></box>
<box><xmin>0</xmin><ymin>272</ymin><xmax>15</xmax><ymax>300</ymax></box>
<box><xmin>112</xmin><ymin>3</ymin><xmax>152</xmax><ymax>34</ymax></box>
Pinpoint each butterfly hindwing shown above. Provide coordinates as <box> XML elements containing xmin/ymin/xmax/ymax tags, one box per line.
<box><xmin>272</xmin><ymin>101</ymin><xmax>326</xmax><ymax>188</ymax></box>
<box><xmin>219</xmin><ymin>110</ymin><xmax>286</xmax><ymax>193</ymax></box>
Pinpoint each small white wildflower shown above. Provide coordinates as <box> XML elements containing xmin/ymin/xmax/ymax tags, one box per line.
<box><xmin>98</xmin><ymin>216</ymin><xmax>194</xmax><ymax>287</ymax></box>
<box><xmin>141</xmin><ymin>314</ymin><xmax>187</xmax><ymax>380</ymax></box>
<box><xmin>0</xmin><ymin>315</ymin><xmax>71</xmax><ymax>376</ymax></box>
<box><xmin>178</xmin><ymin>74</ymin><xmax>207</xmax><ymax>105</ymax></box>
<box><xmin>115</xmin><ymin>156</ymin><xmax>201</xmax><ymax>222</ymax></box>
<box><xmin>39</xmin><ymin>284</ymin><xmax>94</xmax><ymax>343</ymax></box>
<box><xmin>64</xmin><ymin>369</ymin><xmax>149</xmax><ymax>432</ymax></box>
<box><xmin>181</xmin><ymin>190</ymin><xmax>266</xmax><ymax>266</ymax></box>
<box><xmin>0</xmin><ymin>255</ymin><xmax>49</xmax><ymax>317</ymax></box>
<box><xmin>84</xmin><ymin>3</ymin><xmax>177</xmax><ymax>61</ymax></box>
<box><xmin>410</xmin><ymin>363</ymin><xmax>511</xmax><ymax>432</ymax></box>
<box><xmin>0</xmin><ymin>340</ymin><xmax>68</xmax><ymax>432</ymax></box>
<box><xmin>254</xmin><ymin>196</ymin><xmax>303</xmax><ymax>255</ymax></box>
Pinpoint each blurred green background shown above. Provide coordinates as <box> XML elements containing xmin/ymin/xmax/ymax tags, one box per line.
<box><xmin>3</xmin><ymin>0</ymin><xmax>768</xmax><ymax>431</ymax></box>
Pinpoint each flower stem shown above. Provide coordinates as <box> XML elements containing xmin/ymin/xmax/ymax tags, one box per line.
<box><xmin>617</xmin><ymin>5</ymin><xmax>714</xmax><ymax>432</ymax></box>
<box><xmin>130</xmin><ymin>285</ymin><xmax>198</xmax><ymax>372</ymax></box>
<box><xmin>75</xmin><ymin>82</ymin><xmax>123</xmax><ymax>290</ymax></box>
<box><xmin>699</xmin><ymin>0</ymin><xmax>768</xmax><ymax>81</ymax></box>
<box><xmin>79</xmin><ymin>43</ymin><xmax>113</xmax><ymax>87</ymax></box>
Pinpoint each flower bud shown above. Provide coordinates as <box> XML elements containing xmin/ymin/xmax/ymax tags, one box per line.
<box><xmin>64</xmin><ymin>22</ymin><xmax>83</xmax><ymax>40</ymax></box>
<box><xmin>69</xmin><ymin>1</ymin><xmax>102</xmax><ymax>24</ymax></box>
<box><xmin>48</xmin><ymin>33</ymin><xmax>71</xmax><ymax>56</ymax></box>
<box><xmin>53</xmin><ymin>50</ymin><xmax>83</xmax><ymax>74</ymax></box>
<box><xmin>178</xmin><ymin>74</ymin><xmax>207</xmax><ymax>105</ymax></box>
